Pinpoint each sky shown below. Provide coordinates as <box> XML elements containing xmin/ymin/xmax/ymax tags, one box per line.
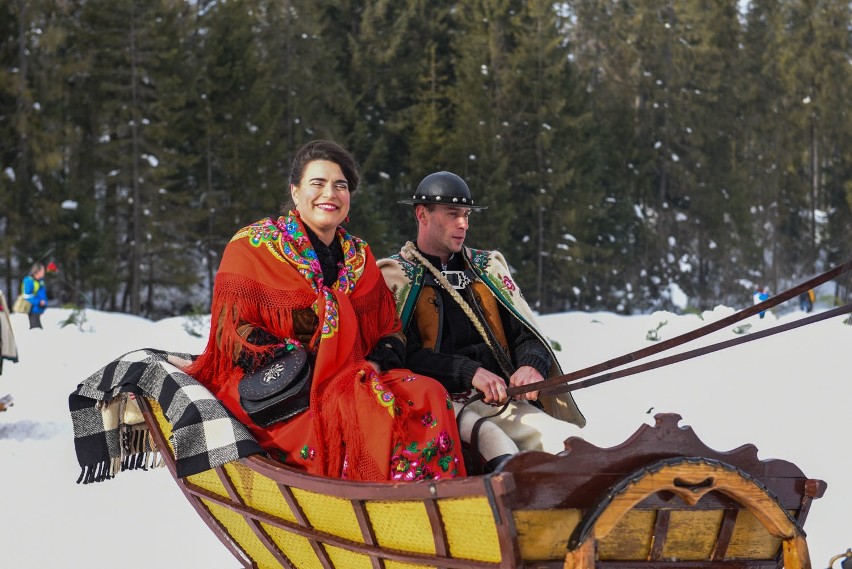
<box><xmin>0</xmin><ymin>294</ymin><xmax>850</xmax><ymax>569</ymax></box>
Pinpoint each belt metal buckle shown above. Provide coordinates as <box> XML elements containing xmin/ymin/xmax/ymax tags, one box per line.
<box><xmin>441</xmin><ymin>270</ymin><xmax>471</xmax><ymax>290</ymax></box>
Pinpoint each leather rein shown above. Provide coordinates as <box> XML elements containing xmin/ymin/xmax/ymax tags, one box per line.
<box><xmin>467</xmin><ymin>259</ymin><xmax>852</xmax><ymax>403</ymax></box>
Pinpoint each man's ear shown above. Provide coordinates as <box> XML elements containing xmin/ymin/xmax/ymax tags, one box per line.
<box><xmin>416</xmin><ymin>205</ymin><xmax>427</xmax><ymax>223</ymax></box>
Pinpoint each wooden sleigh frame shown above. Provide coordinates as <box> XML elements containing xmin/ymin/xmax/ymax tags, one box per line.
<box><xmin>139</xmin><ymin>397</ymin><xmax>824</xmax><ymax>569</ymax></box>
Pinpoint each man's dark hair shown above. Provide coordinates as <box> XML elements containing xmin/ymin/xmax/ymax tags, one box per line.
<box><xmin>411</xmin><ymin>203</ymin><xmax>442</xmax><ymax>231</ymax></box>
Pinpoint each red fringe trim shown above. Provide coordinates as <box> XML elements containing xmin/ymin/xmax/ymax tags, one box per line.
<box><xmin>354</xmin><ymin>280</ymin><xmax>402</xmax><ymax>355</ymax></box>
<box><xmin>188</xmin><ymin>272</ymin><xmax>314</xmax><ymax>393</ymax></box>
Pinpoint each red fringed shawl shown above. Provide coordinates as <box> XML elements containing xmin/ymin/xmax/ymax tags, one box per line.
<box><xmin>189</xmin><ymin>214</ymin><xmax>408</xmax><ymax>480</ymax></box>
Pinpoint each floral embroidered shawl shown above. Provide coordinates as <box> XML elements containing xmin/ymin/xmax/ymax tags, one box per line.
<box><xmin>188</xmin><ymin>212</ymin><xmax>409</xmax><ymax>480</ymax></box>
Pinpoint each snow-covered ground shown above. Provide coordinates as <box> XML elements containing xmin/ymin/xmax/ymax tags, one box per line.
<box><xmin>0</xmin><ymin>302</ymin><xmax>849</xmax><ymax>568</ymax></box>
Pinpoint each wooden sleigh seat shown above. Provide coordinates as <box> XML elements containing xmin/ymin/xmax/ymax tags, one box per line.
<box><xmin>138</xmin><ymin>397</ymin><xmax>824</xmax><ymax>569</ymax></box>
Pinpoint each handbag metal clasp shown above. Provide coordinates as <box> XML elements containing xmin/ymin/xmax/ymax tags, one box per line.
<box><xmin>262</xmin><ymin>363</ymin><xmax>286</xmax><ymax>383</ymax></box>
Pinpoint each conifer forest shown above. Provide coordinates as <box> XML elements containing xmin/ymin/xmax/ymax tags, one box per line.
<box><xmin>1</xmin><ymin>0</ymin><xmax>851</xmax><ymax>317</ymax></box>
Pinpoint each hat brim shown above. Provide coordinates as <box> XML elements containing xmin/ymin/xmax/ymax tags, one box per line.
<box><xmin>397</xmin><ymin>198</ymin><xmax>488</xmax><ymax>210</ymax></box>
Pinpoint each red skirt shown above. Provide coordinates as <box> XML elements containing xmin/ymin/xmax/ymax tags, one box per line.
<box><xmin>216</xmin><ymin>367</ymin><xmax>466</xmax><ymax>481</ymax></box>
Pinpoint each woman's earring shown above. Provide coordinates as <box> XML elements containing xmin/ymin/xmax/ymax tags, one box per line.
<box><xmin>344</xmin><ymin>215</ymin><xmax>350</xmax><ymax>223</ymax></box>
<box><xmin>293</xmin><ymin>208</ymin><xmax>301</xmax><ymax>217</ymax></box>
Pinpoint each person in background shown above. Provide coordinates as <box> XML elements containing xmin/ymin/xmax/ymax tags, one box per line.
<box><xmin>799</xmin><ymin>289</ymin><xmax>815</xmax><ymax>313</ymax></box>
<box><xmin>188</xmin><ymin>141</ymin><xmax>465</xmax><ymax>482</ymax></box>
<box><xmin>0</xmin><ymin>288</ymin><xmax>20</xmax><ymax>377</ymax></box>
<box><xmin>753</xmin><ymin>286</ymin><xmax>770</xmax><ymax>319</ymax></box>
<box><xmin>379</xmin><ymin>171</ymin><xmax>585</xmax><ymax>474</ymax></box>
<box><xmin>21</xmin><ymin>262</ymin><xmax>48</xmax><ymax>329</ymax></box>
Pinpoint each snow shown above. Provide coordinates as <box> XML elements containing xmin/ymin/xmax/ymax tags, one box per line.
<box><xmin>0</xmin><ymin>304</ymin><xmax>850</xmax><ymax>568</ymax></box>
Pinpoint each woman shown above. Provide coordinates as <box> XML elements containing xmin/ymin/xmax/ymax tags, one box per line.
<box><xmin>189</xmin><ymin>140</ymin><xmax>465</xmax><ymax>481</ymax></box>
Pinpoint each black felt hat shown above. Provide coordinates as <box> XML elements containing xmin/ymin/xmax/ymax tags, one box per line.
<box><xmin>398</xmin><ymin>171</ymin><xmax>488</xmax><ymax>210</ymax></box>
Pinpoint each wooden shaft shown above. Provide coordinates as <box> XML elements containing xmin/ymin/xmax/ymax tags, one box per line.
<box><xmin>490</xmin><ymin>259</ymin><xmax>852</xmax><ymax>401</ymax></box>
<box><xmin>543</xmin><ymin>303</ymin><xmax>852</xmax><ymax>396</ymax></box>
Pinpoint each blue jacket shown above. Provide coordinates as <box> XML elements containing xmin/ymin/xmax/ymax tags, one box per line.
<box><xmin>22</xmin><ymin>275</ymin><xmax>48</xmax><ymax>314</ymax></box>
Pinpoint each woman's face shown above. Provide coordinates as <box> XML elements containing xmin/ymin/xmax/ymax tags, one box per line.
<box><xmin>291</xmin><ymin>160</ymin><xmax>351</xmax><ymax>244</ymax></box>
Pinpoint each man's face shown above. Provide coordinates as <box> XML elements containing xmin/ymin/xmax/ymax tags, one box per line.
<box><xmin>418</xmin><ymin>204</ymin><xmax>472</xmax><ymax>260</ymax></box>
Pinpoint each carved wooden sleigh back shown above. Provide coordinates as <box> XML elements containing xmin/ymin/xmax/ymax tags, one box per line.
<box><xmin>500</xmin><ymin>413</ymin><xmax>824</xmax><ymax>569</ymax></box>
<box><xmin>139</xmin><ymin>395</ymin><xmax>824</xmax><ymax>569</ymax></box>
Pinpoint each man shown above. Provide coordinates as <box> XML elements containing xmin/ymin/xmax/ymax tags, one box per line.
<box><xmin>379</xmin><ymin>171</ymin><xmax>585</xmax><ymax>473</ymax></box>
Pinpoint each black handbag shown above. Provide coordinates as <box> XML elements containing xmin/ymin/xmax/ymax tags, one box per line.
<box><xmin>238</xmin><ymin>345</ymin><xmax>312</xmax><ymax>427</ymax></box>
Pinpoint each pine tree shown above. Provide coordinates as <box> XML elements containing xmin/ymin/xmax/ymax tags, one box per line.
<box><xmin>345</xmin><ymin>0</ymin><xmax>457</xmax><ymax>255</ymax></box>
<box><xmin>801</xmin><ymin>1</ymin><xmax>852</xmax><ymax>275</ymax></box>
<box><xmin>1</xmin><ymin>0</ymin><xmax>77</xmax><ymax>299</ymax></box>
<box><xmin>567</xmin><ymin>0</ymin><xmax>672</xmax><ymax>311</ymax></box>
<box><xmin>739</xmin><ymin>0</ymin><xmax>795</xmax><ymax>292</ymax></box>
<box><xmin>183</xmin><ymin>0</ymin><xmax>280</xmax><ymax>308</ymax></box>
<box><xmin>0</xmin><ymin>0</ymin><xmax>26</xmax><ymax>295</ymax></box>
<box><xmin>774</xmin><ymin>0</ymin><xmax>851</xmax><ymax>284</ymax></box>
<box><xmin>498</xmin><ymin>0</ymin><xmax>588</xmax><ymax>312</ymax></box>
<box><xmin>775</xmin><ymin>0</ymin><xmax>819</xmax><ymax>280</ymax></box>
<box><xmin>444</xmin><ymin>0</ymin><xmax>574</xmax><ymax>311</ymax></box>
<box><xmin>61</xmin><ymin>0</ymin><xmax>202</xmax><ymax>315</ymax></box>
<box><xmin>662</xmin><ymin>0</ymin><xmax>745</xmax><ymax>305</ymax></box>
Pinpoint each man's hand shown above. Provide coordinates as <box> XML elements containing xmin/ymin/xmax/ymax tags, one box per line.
<box><xmin>471</xmin><ymin>368</ymin><xmax>509</xmax><ymax>404</ymax></box>
<box><xmin>509</xmin><ymin>366</ymin><xmax>544</xmax><ymax>401</ymax></box>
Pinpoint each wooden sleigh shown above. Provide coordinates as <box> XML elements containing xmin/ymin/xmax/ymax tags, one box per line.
<box><xmin>133</xmin><ymin>263</ymin><xmax>851</xmax><ymax>568</ymax></box>
<box><xmin>139</xmin><ymin>397</ymin><xmax>825</xmax><ymax>569</ymax></box>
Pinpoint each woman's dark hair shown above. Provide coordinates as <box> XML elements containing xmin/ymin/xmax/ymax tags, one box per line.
<box><xmin>29</xmin><ymin>262</ymin><xmax>45</xmax><ymax>275</ymax></box>
<box><xmin>289</xmin><ymin>139</ymin><xmax>360</xmax><ymax>192</ymax></box>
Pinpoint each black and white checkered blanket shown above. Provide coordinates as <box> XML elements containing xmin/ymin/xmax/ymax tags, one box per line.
<box><xmin>69</xmin><ymin>348</ymin><xmax>263</xmax><ymax>483</ymax></box>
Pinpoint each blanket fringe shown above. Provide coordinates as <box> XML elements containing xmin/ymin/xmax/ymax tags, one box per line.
<box><xmin>77</xmin><ymin>422</ymin><xmax>165</xmax><ymax>484</ymax></box>
<box><xmin>76</xmin><ymin>460</ymin><xmax>115</xmax><ymax>485</ymax></box>
<box><xmin>119</xmin><ymin>422</ymin><xmax>164</xmax><ymax>474</ymax></box>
